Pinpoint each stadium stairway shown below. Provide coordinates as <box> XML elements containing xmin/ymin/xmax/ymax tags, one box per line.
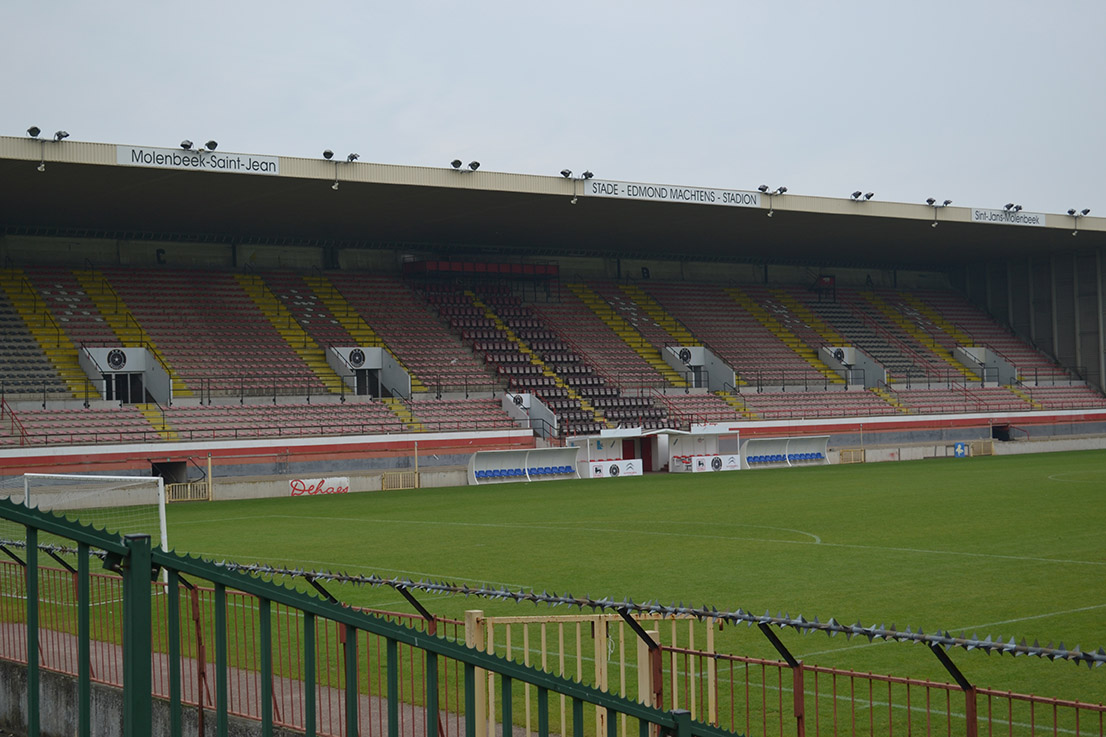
<box><xmin>135</xmin><ymin>403</ymin><xmax>180</xmax><ymax>441</ymax></box>
<box><xmin>860</xmin><ymin>290</ymin><xmax>978</xmax><ymax>383</ymax></box>
<box><xmin>870</xmin><ymin>385</ymin><xmax>908</xmax><ymax>413</ymax></box>
<box><xmin>899</xmin><ymin>292</ymin><xmax>973</xmax><ymax>346</ymax></box>
<box><xmin>324</xmin><ymin>273</ymin><xmax>494</xmax><ymax>394</ymax></box>
<box><xmin>618</xmin><ymin>281</ymin><xmax>750</xmax><ymax>388</ymax></box>
<box><xmin>379</xmin><ymin>396</ymin><xmax>424</xmax><ymax>432</ymax></box>
<box><xmin>74</xmin><ymin>269</ymin><xmax>194</xmax><ymax>399</ymax></box>
<box><xmin>725</xmin><ymin>286</ymin><xmax>843</xmax><ymax>385</ymax></box>
<box><xmin>714</xmin><ymin>390</ymin><xmax>759</xmax><ymax>419</ymax></box>
<box><xmin>618</xmin><ymin>283</ymin><xmax>700</xmax><ymax>348</ymax></box>
<box><xmin>235</xmin><ymin>274</ymin><xmax>345</xmax><ymax>394</ymax></box>
<box><xmin>302</xmin><ymin>274</ymin><xmax>425</xmax><ymax>393</ymax></box>
<box><xmin>466</xmin><ymin>291</ymin><xmax>609</xmax><ymax>429</ymax></box>
<box><xmin>0</xmin><ymin>268</ymin><xmax>86</xmax><ymax>398</ymax></box>
<box><xmin>27</xmin><ymin>267</ymin><xmax>119</xmax><ymax>347</ymax></box>
<box><xmin>1008</xmin><ymin>385</ymin><xmax>1043</xmax><ymax>410</ymax></box>
<box><xmin>567</xmin><ymin>283</ymin><xmax>686</xmax><ymax>388</ymax></box>
<box><xmin>803</xmin><ymin>297</ymin><xmax>913</xmax><ymax>382</ymax></box>
<box><xmin>770</xmin><ymin>288</ymin><xmax>848</xmax><ymax>347</ymax></box>
<box><xmin>913</xmin><ymin>289</ymin><xmax>1072</xmax><ymax>384</ymax></box>
<box><xmin>0</xmin><ymin>276</ymin><xmax>69</xmax><ymax>397</ymax></box>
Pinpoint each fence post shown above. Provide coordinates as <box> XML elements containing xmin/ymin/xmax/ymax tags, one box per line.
<box><xmin>593</xmin><ymin>617</ymin><xmax>609</xmax><ymax>737</ymax></box>
<box><xmin>965</xmin><ymin>687</ymin><xmax>978</xmax><ymax>737</ymax></box>
<box><xmin>465</xmin><ymin>610</ymin><xmax>487</xmax><ymax>737</ymax></box>
<box><xmin>928</xmin><ymin>643</ymin><xmax>977</xmax><ymax>737</ymax></box>
<box><xmin>793</xmin><ymin>664</ymin><xmax>806</xmax><ymax>737</ymax></box>
<box><xmin>706</xmin><ymin>619</ymin><xmax>717</xmax><ymax>725</ymax></box>
<box><xmin>637</xmin><ymin>629</ymin><xmax>659</xmax><ymax>708</ymax></box>
<box><xmin>672</xmin><ymin>709</ymin><xmax>691</xmax><ymax>737</ymax></box>
<box><xmin>757</xmin><ymin>622</ymin><xmax>804</xmax><ymax>737</ymax></box>
<box><xmin>25</xmin><ymin>527</ymin><xmax>39</xmax><ymax>737</ymax></box>
<box><xmin>122</xmin><ymin>533</ymin><xmax>152</xmax><ymax>736</ymax></box>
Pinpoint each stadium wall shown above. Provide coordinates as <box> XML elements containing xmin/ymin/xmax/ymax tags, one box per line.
<box><xmin>0</xmin><ymin>428</ymin><xmax>536</xmax><ymax>483</ymax></box>
<box><xmin>2</xmin><ymin>411</ymin><xmax>1104</xmax><ymax>496</ymax></box>
<box><xmin>957</xmin><ymin>249</ymin><xmax>1106</xmax><ymax>393</ymax></box>
<box><xmin>0</xmin><ymin>660</ymin><xmax>296</xmax><ymax>737</ymax></box>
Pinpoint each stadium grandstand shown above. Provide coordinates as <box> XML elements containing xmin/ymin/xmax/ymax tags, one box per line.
<box><xmin>1</xmin><ymin>133</ymin><xmax>1105</xmax><ymax>485</ymax></box>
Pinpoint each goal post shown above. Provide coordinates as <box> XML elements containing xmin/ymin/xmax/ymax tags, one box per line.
<box><xmin>2</xmin><ymin>473</ymin><xmax>168</xmax><ymax>552</ymax></box>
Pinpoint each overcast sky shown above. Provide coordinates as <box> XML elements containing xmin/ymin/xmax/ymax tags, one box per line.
<box><xmin>3</xmin><ymin>1</ymin><xmax>1104</xmax><ymax>215</ymax></box>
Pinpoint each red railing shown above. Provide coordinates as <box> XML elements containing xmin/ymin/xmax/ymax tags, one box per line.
<box><xmin>0</xmin><ymin>396</ymin><xmax>28</xmax><ymax>445</ymax></box>
<box><xmin>662</xmin><ymin>644</ymin><xmax>1106</xmax><ymax>737</ymax></box>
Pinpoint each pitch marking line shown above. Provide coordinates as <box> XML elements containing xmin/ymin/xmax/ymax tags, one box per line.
<box><xmin>183</xmin><ymin>514</ymin><xmax>1106</xmax><ymax>567</ymax></box>
<box><xmin>1047</xmin><ymin>469</ymin><xmax>1106</xmax><ymax>483</ymax></box>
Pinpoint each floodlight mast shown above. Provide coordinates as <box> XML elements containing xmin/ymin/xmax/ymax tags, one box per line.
<box><xmin>563</xmin><ymin>168</ymin><xmax>594</xmax><ymax>205</ymax></box>
<box><xmin>760</xmin><ymin>185</ymin><xmax>786</xmax><ymax>217</ymax></box>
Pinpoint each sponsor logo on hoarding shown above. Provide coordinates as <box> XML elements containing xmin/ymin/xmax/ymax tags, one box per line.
<box><xmin>290</xmin><ymin>477</ymin><xmax>350</xmax><ymax>496</ymax></box>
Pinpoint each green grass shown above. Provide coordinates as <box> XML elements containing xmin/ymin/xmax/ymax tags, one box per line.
<box><xmin>165</xmin><ymin>450</ymin><xmax>1106</xmax><ymax>706</ymax></box>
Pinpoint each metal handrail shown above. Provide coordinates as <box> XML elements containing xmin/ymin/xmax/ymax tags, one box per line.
<box><xmin>0</xmin><ymin>499</ymin><xmax>724</xmax><ymax>737</ymax></box>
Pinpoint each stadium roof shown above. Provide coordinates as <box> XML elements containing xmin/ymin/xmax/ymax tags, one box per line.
<box><xmin>1</xmin><ymin>136</ymin><xmax>1102</xmax><ymax>271</ymax></box>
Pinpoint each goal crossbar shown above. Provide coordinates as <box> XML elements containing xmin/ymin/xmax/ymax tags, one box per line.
<box><xmin>16</xmin><ymin>473</ymin><xmax>167</xmax><ymax>552</ymax></box>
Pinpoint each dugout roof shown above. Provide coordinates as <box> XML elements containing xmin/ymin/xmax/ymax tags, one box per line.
<box><xmin>1</xmin><ymin>136</ymin><xmax>1102</xmax><ymax>271</ymax></box>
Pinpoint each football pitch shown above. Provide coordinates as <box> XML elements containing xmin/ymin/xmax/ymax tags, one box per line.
<box><xmin>167</xmin><ymin>449</ymin><xmax>1106</xmax><ymax>704</ymax></box>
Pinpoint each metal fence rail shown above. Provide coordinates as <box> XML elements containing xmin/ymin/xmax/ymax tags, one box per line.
<box><xmin>0</xmin><ymin>498</ymin><xmax>735</xmax><ymax>737</ymax></box>
<box><xmin>3</xmin><ymin>556</ymin><xmax>1106</xmax><ymax>737</ymax></box>
<box><xmin>662</xmin><ymin>643</ymin><xmax>1106</xmax><ymax>737</ymax></box>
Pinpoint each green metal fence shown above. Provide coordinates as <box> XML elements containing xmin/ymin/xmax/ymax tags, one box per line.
<box><xmin>0</xmin><ymin>496</ymin><xmax>741</xmax><ymax>737</ymax></box>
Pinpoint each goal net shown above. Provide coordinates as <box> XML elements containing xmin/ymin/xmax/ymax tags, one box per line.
<box><xmin>0</xmin><ymin>473</ymin><xmax>167</xmax><ymax>552</ymax></box>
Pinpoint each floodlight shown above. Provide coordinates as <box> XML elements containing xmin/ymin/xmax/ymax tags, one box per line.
<box><xmin>451</xmin><ymin>159</ymin><xmax>462</xmax><ymax>169</ymax></box>
<box><xmin>851</xmin><ymin>191</ymin><xmax>862</xmax><ymax>200</ymax></box>
<box><xmin>1004</xmin><ymin>203</ymin><xmax>1015</xmax><ymax>211</ymax></box>
<box><xmin>180</xmin><ymin>140</ymin><xmax>193</xmax><ymax>150</ymax></box>
<box><xmin>27</xmin><ymin>126</ymin><xmax>40</xmax><ymax>138</ymax></box>
<box><xmin>864</xmin><ymin>192</ymin><xmax>874</xmax><ymax>200</ymax></box>
<box><xmin>347</xmin><ymin>153</ymin><xmax>359</xmax><ymax>162</ymax></box>
<box><xmin>582</xmin><ymin>170</ymin><xmax>593</xmax><ymax>179</ymax></box>
<box><xmin>323</xmin><ymin>149</ymin><xmax>334</xmax><ymax>160</ymax></box>
<box><xmin>53</xmin><ymin>131</ymin><xmax>69</xmax><ymax>141</ymax></box>
<box><xmin>926</xmin><ymin>198</ymin><xmax>936</xmax><ymax>206</ymax></box>
<box><xmin>943</xmin><ymin>199</ymin><xmax>952</xmax><ymax>206</ymax></box>
<box><xmin>205</xmin><ymin>140</ymin><xmax>218</xmax><ymax>151</ymax></box>
<box><xmin>1071</xmin><ymin>208</ymin><xmax>1090</xmax><ymax>236</ymax></box>
<box><xmin>561</xmin><ymin>169</ymin><xmax>572</xmax><ymax>178</ymax></box>
<box><xmin>763</xmin><ymin>185</ymin><xmax>786</xmax><ymax>217</ymax></box>
<box><xmin>1013</xmin><ymin>205</ymin><xmax>1022</xmax><ymax>212</ymax></box>
<box><xmin>468</xmin><ymin>161</ymin><xmax>479</xmax><ymax>171</ymax></box>
<box><xmin>332</xmin><ymin>182</ymin><xmax>339</xmax><ymax>191</ymax></box>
